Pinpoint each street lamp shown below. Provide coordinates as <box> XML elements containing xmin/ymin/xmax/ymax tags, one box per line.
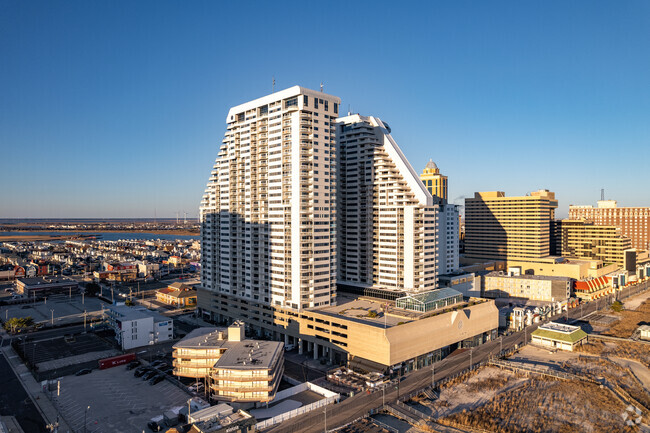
<box><xmin>50</xmin><ymin>309</ymin><xmax>54</xmax><ymax>326</ymax></box>
<box><xmin>84</xmin><ymin>405</ymin><xmax>90</xmax><ymax>433</ymax></box>
<box><xmin>323</xmin><ymin>405</ymin><xmax>327</xmax><ymax>433</ymax></box>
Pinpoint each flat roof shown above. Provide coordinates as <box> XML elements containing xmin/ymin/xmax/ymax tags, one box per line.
<box><xmin>396</xmin><ymin>288</ymin><xmax>463</xmax><ymax>304</ymax></box>
<box><xmin>214</xmin><ymin>340</ymin><xmax>283</xmax><ymax>370</ymax></box>
<box><xmin>173</xmin><ymin>327</ymin><xmax>231</xmax><ymax>350</ymax></box>
<box><xmin>17</xmin><ymin>277</ymin><xmax>78</xmax><ymax>287</ymax></box>
<box><xmin>108</xmin><ymin>305</ymin><xmax>171</xmax><ymax>323</ymax></box>
<box><xmin>485</xmin><ymin>271</ymin><xmax>572</xmax><ymax>281</ymax></box>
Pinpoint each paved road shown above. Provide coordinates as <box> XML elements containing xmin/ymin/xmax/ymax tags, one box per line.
<box><xmin>0</xmin><ymin>352</ymin><xmax>46</xmax><ymax>433</ymax></box>
<box><xmin>265</xmin><ymin>287</ymin><xmax>646</xmax><ymax>433</ymax></box>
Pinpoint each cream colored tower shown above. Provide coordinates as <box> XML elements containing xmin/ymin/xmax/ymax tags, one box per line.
<box><xmin>200</xmin><ymin>86</ymin><xmax>340</xmax><ymax>310</ymax></box>
<box><xmin>336</xmin><ymin>114</ymin><xmax>439</xmax><ymax>292</ymax></box>
<box><xmin>464</xmin><ymin>190</ymin><xmax>558</xmax><ymax>261</ymax></box>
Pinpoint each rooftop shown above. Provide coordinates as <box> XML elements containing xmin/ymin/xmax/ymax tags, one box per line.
<box><xmin>17</xmin><ymin>277</ymin><xmax>78</xmax><ymax>287</ymax></box>
<box><xmin>532</xmin><ymin>323</ymin><xmax>588</xmax><ymax>344</ymax></box>
<box><xmin>486</xmin><ymin>271</ymin><xmax>572</xmax><ymax>281</ymax></box>
<box><xmin>173</xmin><ymin>327</ymin><xmax>230</xmax><ymax>350</ymax></box>
<box><xmin>214</xmin><ymin>340</ymin><xmax>283</xmax><ymax>370</ymax></box>
<box><xmin>108</xmin><ymin>305</ymin><xmax>170</xmax><ymax>323</ymax></box>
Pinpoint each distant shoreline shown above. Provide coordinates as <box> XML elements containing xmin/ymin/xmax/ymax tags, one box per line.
<box><xmin>0</xmin><ymin>229</ymin><xmax>199</xmax><ymax>242</ymax></box>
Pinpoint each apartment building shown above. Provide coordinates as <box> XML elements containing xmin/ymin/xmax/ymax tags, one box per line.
<box><xmin>200</xmin><ymin>86</ymin><xmax>340</xmax><ymax>311</ymax></box>
<box><xmin>569</xmin><ymin>200</ymin><xmax>650</xmax><ymax>252</ymax></box>
<box><xmin>336</xmin><ymin>114</ymin><xmax>438</xmax><ymax>292</ymax></box>
<box><xmin>172</xmin><ymin>322</ymin><xmax>284</xmax><ymax>403</ymax></box>
<box><xmin>553</xmin><ymin>219</ymin><xmax>632</xmax><ymax>266</ymax></box>
<box><xmin>464</xmin><ymin>190</ymin><xmax>558</xmax><ymax>261</ymax></box>
<box><xmin>419</xmin><ymin>159</ymin><xmax>448</xmax><ymax>203</ymax></box>
<box><xmin>106</xmin><ymin>305</ymin><xmax>173</xmax><ymax>350</ymax></box>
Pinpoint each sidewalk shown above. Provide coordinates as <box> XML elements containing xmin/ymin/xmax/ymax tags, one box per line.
<box><xmin>1</xmin><ymin>345</ymin><xmax>72</xmax><ymax>433</ymax></box>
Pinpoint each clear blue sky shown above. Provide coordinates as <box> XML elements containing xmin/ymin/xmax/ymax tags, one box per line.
<box><xmin>1</xmin><ymin>1</ymin><xmax>649</xmax><ymax>218</ymax></box>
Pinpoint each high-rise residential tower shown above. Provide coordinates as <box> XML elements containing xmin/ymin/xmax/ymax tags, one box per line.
<box><xmin>336</xmin><ymin>114</ymin><xmax>439</xmax><ymax>292</ymax></box>
<box><xmin>420</xmin><ymin>159</ymin><xmax>448</xmax><ymax>203</ymax></box>
<box><xmin>200</xmin><ymin>86</ymin><xmax>340</xmax><ymax>311</ymax></box>
<box><xmin>464</xmin><ymin>190</ymin><xmax>558</xmax><ymax>261</ymax></box>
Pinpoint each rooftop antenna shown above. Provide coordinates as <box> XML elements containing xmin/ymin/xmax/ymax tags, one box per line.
<box><xmin>176</xmin><ymin>212</ymin><xmax>179</xmax><ymax>224</ymax></box>
<box><xmin>272</xmin><ymin>76</ymin><xmax>275</xmax><ymax>93</ymax></box>
<box><xmin>184</xmin><ymin>211</ymin><xmax>187</xmax><ymax>224</ymax></box>
<box><xmin>348</xmin><ymin>104</ymin><xmax>351</xmax><ymax>116</ymax></box>
<box><xmin>320</xmin><ymin>82</ymin><xmax>323</xmax><ymax>92</ymax></box>
<box><xmin>601</xmin><ymin>188</ymin><xmax>604</xmax><ymax>201</ymax></box>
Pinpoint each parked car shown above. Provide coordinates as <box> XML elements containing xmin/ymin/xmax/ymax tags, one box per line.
<box><xmin>150</xmin><ymin>360</ymin><xmax>166</xmax><ymax>368</ymax></box>
<box><xmin>75</xmin><ymin>368</ymin><xmax>92</xmax><ymax>376</ymax></box>
<box><xmin>126</xmin><ymin>361</ymin><xmax>141</xmax><ymax>370</ymax></box>
<box><xmin>147</xmin><ymin>421</ymin><xmax>163</xmax><ymax>432</ymax></box>
<box><xmin>134</xmin><ymin>367</ymin><xmax>149</xmax><ymax>378</ymax></box>
<box><xmin>160</xmin><ymin>366</ymin><xmax>174</xmax><ymax>374</ymax></box>
<box><xmin>149</xmin><ymin>375</ymin><xmax>164</xmax><ymax>385</ymax></box>
<box><xmin>142</xmin><ymin>370</ymin><xmax>157</xmax><ymax>380</ymax></box>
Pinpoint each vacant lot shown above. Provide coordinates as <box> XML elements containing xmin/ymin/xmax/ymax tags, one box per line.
<box><xmin>578</xmin><ymin>339</ymin><xmax>650</xmax><ymax>368</ymax></box>
<box><xmin>603</xmin><ymin>298</ymin><xmax>650</xmax><ymax>338</ymax></box>
<box><xmin>440</xmin><ymin>377</ymin><xmax>633</xmax><ymax>433</ymax></box>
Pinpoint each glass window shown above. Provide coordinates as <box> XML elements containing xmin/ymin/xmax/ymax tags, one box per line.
<box><xmin>314</xmin><ymin>98</ymin><xmax>319</xmax><ymax>109</ymax></box>
<box><xmin>334</xmin><ymin>103</ymin><xmax>338</xmax><ymax>114</ymax></box>
<box><xmin>303</xmin><ymin>95</ymin><xmax>308</xmax><ymax>106</ymax></box>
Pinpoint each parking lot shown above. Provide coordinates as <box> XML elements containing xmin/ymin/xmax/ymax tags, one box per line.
<box><xmin>0</xmin><ymin>294</ymin><xmax>106</xmax><ymax>326</ymax></box>
<box><xmin>53</xmin><ymin>365</ymin><xmax>192</xmax><ymax>433</ymax></box>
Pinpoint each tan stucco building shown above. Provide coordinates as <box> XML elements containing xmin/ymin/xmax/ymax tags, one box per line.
<box><xmin>198</xmin><ymin>288</ymin><xmax>498</xmax><ymax>372</ymax></box>
<box><xmin>553</xmin><ymin>219</ymin><xmax>632</xmax><ymax>265</ymax></box>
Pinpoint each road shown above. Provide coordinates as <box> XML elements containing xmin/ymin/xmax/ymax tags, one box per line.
<box><xmin>0</xmin><ymin>352</ymin><xmax>46</xmax><ymax>433</ymax></box>
<box><xmin>265</xmin><ymin>286</ymin><xmax>647</xmax><ymax>433</ymax></box>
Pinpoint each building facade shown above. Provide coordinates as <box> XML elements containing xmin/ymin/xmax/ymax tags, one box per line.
<box><xmin>569</xmin><ymin>200</ymin><xmax>650</xmax><ymax>252</ymax></box>
<box><xmin>336</xmin><ymin>114</ymin><xmax>439</xmax><ymax>292</ymax></box>
<box><xmin>173</xmin><ymin>322</ymin><xmax>284</xmax><ymax>403</ymax></box>
<box><xmin>419</xmin><ymin>160</ymin><xmax>447</xmax><ymax>203</ymax></box>
<box><xmin>106</xmin><ymin>305</ymin><xmax>173</xmax><ymax>350</ymax></box>
<box><xmin>464</xmin><ymin>190</ymin><xmax>558</xmax><ymax>261</ymax></box>
<box><xmin>200</xmin><ymin>86</ymin><xmax>340</xmax><ymax>311</ymax></box>
<box><xmin>553</xmin><ymin>219</ymin><xmax>632</xmax><ymax>265</ymax></box>
<box><xmin>483</xmin><ymin>271</ymin><xmax>571</xmax><ymax>302</ymax></box>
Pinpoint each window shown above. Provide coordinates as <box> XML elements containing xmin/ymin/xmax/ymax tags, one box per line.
<box><xmin>324</xmin><ymin>101</ymin><xmax>329</xmax><ymax>111</ymax></box>
<box><xmin>314</xmin><ymin>98</ymin><xmax>319</xmax><ymax>109</ymax></box>
<box><xmin>286</xmin><ymin>97</ymin><xmax>298</xmax><ymax>108</ymax></box>
<box><xmin>303</xmin><ymin>95</ymin><xmax>308</xmax><ymax>106</ymax></box>
<box><xmin>334</xmin><ymin>103</ymin><xmax>338</xmax><ymax>114</ymax></box>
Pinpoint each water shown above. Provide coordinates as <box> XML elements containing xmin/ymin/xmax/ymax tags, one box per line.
<box><xmin>0</xmin><ymin>231</ymin><xmax>199</xmax><ymax>241</ymax></box>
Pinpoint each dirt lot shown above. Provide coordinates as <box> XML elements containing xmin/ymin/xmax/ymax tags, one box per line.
<box><xmin>578</xmin><ymin>339</ymin><xmax>650</xmax><ymax>368</ymax></box>
<box><xmin>440</xmin><ymin>377</ymin><xmax>634</xmax><ymax>433</ymax></box>
<box><xmin>602</xmin><ymin>298</ymin><xmax>650</xmax><ymax>338</ymax></box>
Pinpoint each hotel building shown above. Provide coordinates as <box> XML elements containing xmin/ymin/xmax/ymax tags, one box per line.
<box><xmin>569</xmin><ymin>200</ymin><xmax>650</xmax><ymax>252</ymax></box>
<box><xmin>552</xmin><ymin>219</ymin><xmax>632</xmax><ymax>266</ymax></box>
<box><xmin>419</xmin><ymin>159</ymin><xmax>448</xmax><ymax>203</ymax></box>
<box><xmin>464</xmin><ymin>190</ymin><xmax>558</xmax><ymax>261</ymax></box>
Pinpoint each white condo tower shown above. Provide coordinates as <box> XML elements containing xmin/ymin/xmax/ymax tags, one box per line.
<box><xmin>200</xmin><ymin>86</ymin><xmax>341</xmax><ymax>311</ymax></box>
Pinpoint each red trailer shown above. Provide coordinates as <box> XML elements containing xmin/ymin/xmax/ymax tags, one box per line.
<box><xmin>98</xmin><ymin>353</ymin><xmax>136</xmax><ymax>370</ymax></box>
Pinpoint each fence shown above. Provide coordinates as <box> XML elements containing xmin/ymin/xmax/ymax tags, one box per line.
<box><xmin>254</xmin><ymin>383</ymin><xmax>340</xmax><ymax>431</ymax></box>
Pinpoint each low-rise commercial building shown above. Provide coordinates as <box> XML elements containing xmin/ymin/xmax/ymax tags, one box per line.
<box><xmin>173</xmin><ymin>322</ymin><xmax>284</xmax><ymax>403</ymax></box>
<box><xmin>483</xmin><ymin>271</ymin><xmax>571</xmax><ymax>302</ymax></box>
<box><xmin>197</xmin><ymin>288</ymin><xmax>498</xmax><ymax>373</ymax></box>
<box><xmin>531</xmin><ymin>322</ymin><xmax>587</xmax><ymax>351</ymax></box>
<box><xmin>188</xmin><ymin>404</ymin><xmax>256</xmax><ymax>433</ymax></box>
<box><xmin>15</xmin><ymin>277</ymin><xmax>79</xmax><ymax>297</ymax></box>
<box><xmin>156</xmin><ymin>282</ymin><xmax>197</xmax><ymax>307</ymax></box>
<box><xmin>106</xmin><ymin>305</ymin><xmax>174</xmax><ymax>350</ymax></box>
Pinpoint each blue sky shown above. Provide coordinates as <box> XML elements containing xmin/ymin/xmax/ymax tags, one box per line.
<box><xmin>1</xmin><ymin>1</ymin><xmax>649</xmax><ymax>218</ymax></box>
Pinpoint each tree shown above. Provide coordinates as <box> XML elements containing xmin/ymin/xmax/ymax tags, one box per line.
<box><xmin>3</xmin><ymin>316</ymin><xmax>35</xmax><ymax>334</ymax></box>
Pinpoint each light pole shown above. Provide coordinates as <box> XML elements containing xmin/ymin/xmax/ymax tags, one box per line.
<box><xmin>50</xmin><ymin>309</ymin><xmax>54</xmax><ymax>326</ymax></box>
<box><xmin>431</xmin><ymin>363</ymin><xmax>435</xmax><ymax>388</ymax></box>
<box><xmin>323</xmin><ymin>405</ymin><xmax>327</xmax><ymax>433</ymax></box>
<box><xmin>84</xmin><ymin>405</ymin><xmax>90</xmax><ymax>433</ymax></box>
<box><xmin>187</xmin><ymin>399</ymin><xmax>192</xmax><ymax>422</ymax></box>
<box><xmin>500</xmin><ymin>336</ymin><xmax>503</xmax><ymax>355</ymax></box>
<box><xmin>469</xmin><ymin>348</ymin><xmax>473</xmax><ymax>371</ymax></box>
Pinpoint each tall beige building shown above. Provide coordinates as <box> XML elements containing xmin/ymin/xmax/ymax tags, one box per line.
<box><xmin>336</xmin><ymin>114</ymin><xmax>439</xmax><ymax>293</ymax></box>
<box><xmin>200</xmin><ymin>86</ymin><xmax>340</xmax><ymax>311</ymax></box>
<box><xmin>464</xmin><ymin>190</ymin><xmax>558</xmax><ymax>261</ymax></box>
<box><xmin>569</xmin><ymin>200</ymin><xmax>650</xmax><ymax>252</ymax></box>
<box><xmin>552</xmin><ymin>219</ymin><xmax>632</xmax><ymax>266</ymax></box>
